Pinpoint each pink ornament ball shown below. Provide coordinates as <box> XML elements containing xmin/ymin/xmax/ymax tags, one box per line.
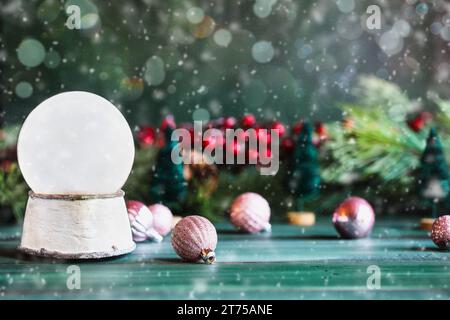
<box><xmin>332</xmin><ymin>197</ymin><xmax>375</xmax><ymax>239</ymax></box>
<box><xmin>171</xmin><ymin>215</ymin><xmax>217</xmax><ymax>264</ymax></box>
<box><xmin>148</xmin><ymin>203</ymin><xmax>173</xmax><ymax>237</ymax></box>
<box><xmin>431</xmin><ymin>215</ymin><xmax>450</xmax><ymax>250</ymax></box>
<box><xmin>230</xmin><ymin>192</ymin><xmax>271</xmax><ymax>233</ymax></box>
<box><xmin>126</xmin><ymin>200</ymin><xmax>162</xmax><ymax>243</ymax></box>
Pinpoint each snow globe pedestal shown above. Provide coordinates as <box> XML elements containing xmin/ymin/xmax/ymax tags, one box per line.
<box><xmin>20</xmin><ymin>191</ymin><xmax>135</xmax><ymax>259</ymax></box>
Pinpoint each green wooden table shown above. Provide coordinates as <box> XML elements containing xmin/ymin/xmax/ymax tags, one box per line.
<box><xmin>0</xmin><ymin>219</ymin><xmax>449</xmax><ymax>300</ymax></box>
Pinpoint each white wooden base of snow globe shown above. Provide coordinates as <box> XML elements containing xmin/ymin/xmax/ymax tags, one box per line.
<box><xmin>19</xmin><ymin>191</ymin><xmax>135</xmax><ymax>259</ymax></box>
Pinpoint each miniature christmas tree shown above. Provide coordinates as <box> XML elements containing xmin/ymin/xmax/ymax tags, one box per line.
<box><xmin>286</xmin><ymin>122</ymin><xmax>321</xmax><ymax>212</ymax></box>
<box><xmin>417</xmin><ymin>128</ymin><xmax>449</xmax><ymax>218</ymax></box>
<box><xmin>149</xmin><ymin>126</ymin><xmax>187</xmax><ymax>211</ymax></box>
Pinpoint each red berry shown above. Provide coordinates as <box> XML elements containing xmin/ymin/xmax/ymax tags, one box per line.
<box><xmin>248</xmin><ymin>148</ymin><xmax>259</xmax><ymax>163</ymax></box>
<box><xmin>161</xmin><ymin>115</ymin><xmax>176</xmax><ymax>130</ymax></box>
<box><xmin>203</xmin><ymin>132</ymin><xmax>224</xmax><ymax>149</ymax></box>
<box><xmin>315</xmin><ymin>122</ymin><xmax>328</xmax><ymax>139</ymax></box>
<box><xmin>255</xmin><ymin>127</ymin><xmax>271</xmax><ymax>145</ymax></box>
<box><xmin>271</xmin><ymin>121</ymin><xmax>286</xmax><ymax>137</ymax></box>
<box><xmin>293</xmin><ymin>121</ymin><xmax>303</xmax><ymax>135</ymax></box>
<box><xmin>241</xmin><ymin>114</ymin><xmax>256</xmax><ymax>128</ymax></box>
<box><xmin>281</xmin><ymin>137</ymin><xmax>295</xmax><ymax>153</ymax></box>
<box><xmin>137</xmin><ymin>126</ymin><xmax>155</xmax><ymax>147</ymax></box>
<box><xmin>227</xmin><ymin>140</ymin><xmax>243</xmax><ymax>155</ymax></box>
<box><xmin>223</xmin><ymin>117</ymin><xmax>237</xmax><ymax>129</ymax></box>
<box><xmin>407</xmin><ymin>116</ymin><xmax>425</xmax><ymax>132</ymax></box>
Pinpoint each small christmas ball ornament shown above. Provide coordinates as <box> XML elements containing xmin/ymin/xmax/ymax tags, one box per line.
<box><xmin>148</xmin><ymin>204</ymin><xmax>173</xmax><ymax>237</ymax></box>
<box><xmin>230</xmin><ymin>192</ymin><xmax>271</xmax><ymax>233</ymax></box>
<box><xmin>171</xmin><ymin>215</ymin><xmax>217</xmax><ymax>264</ymax></box>
<box><xmin>431</xmin><ymin>215</ymin><xmax>450</xmax><ymax>250</ymax></box>
<box><xmin>127</xmin><ymin>201</ymin><xmax>163</xmax><ymax>243</ymax></box>
<box><xmin>332</xmin><ymin>197</ymin><xmax>375</xmax><ymax>239</ymax></box>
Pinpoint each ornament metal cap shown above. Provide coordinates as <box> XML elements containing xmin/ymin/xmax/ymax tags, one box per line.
<box><xmin>201</xmin><ymin>248</ymin><xmax>216</xmax><ymax>264</ymax></box>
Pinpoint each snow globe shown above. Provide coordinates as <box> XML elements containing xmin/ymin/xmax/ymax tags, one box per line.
<box><xmin>17</xmin><ymin>91</ymin><xmax>136</xmax><ymax>258</ymax></box>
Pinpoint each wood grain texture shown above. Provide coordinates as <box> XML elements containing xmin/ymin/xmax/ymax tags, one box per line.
<box><xmin>0</xmin><ymin>219</ymin><xmax>449</xmax><ymax>299</ymax></box>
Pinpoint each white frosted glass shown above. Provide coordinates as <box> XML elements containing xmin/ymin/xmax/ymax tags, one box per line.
<box><xmin>17</xmin><ymin>91</ymin><xmax>135</xmax><ymax>194</ymax></box>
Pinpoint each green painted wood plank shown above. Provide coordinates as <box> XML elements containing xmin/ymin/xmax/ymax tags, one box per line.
<box><xmin>0</xmin><ymin>219</ymin><xmax>449</xmax><ymax>299</ymax></box>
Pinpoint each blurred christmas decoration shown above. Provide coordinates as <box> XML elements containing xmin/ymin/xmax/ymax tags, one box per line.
<box><xmin>0</xmin><ymin>162</ymin><xmax>27</xmax><ymax>224</ymax></box>
<box><xmin>127</xmin><ymin>200</ymin><xmax>162</xmax><ymax>243</ymax></box>
<box><xmin>136</xmin><ymin>125</ymin><xmax>156</xmax><ymax>148</ymax></box>
<box><xmin>241</xmin><ymin>114</ymin><xmax>256</xmax><ymax>128</ymax></box>
<box><xmin>420</xmin><ymin>218</ymin><xmax>435</xmax><ymax>231</ymax></box>
<box><xmin>149</xmin><ymin>126</ymin><xmax>187</xmax><ymax>211</ymax></box>
<box><xmin>229</xmin><ymin>192</ymin><xmax>271</xmax><ymax>233</ymax></box>
<box><xmin>171</xmin><ymin>215</ymin><xmax>217</xmax><ymax>264</ymax></box>
<box><xmin>417</xmin><ymin>128</ymin><xmax>449</xmax><ymax>220</ymax></box>
<box><xmin>0</xmin><ymin>127</ymin><xmax>27</xmax><ymax>224</ymax></box>
<box><xmin>285</xmin><ymin>122</ymin><xmax>320</xmax><ymax>225</ymax></box>
<box><xmin>6</xmin><ymin>73</ymin><xmax>450</xmax><ymax>225</ymax></box>
<box><xmin>148</xmin><ymin>203</ymin><xmax>173</xmax><ymax>237</ymax></box>
<box><xmin>332</xmin><ymin>197</ymin><xmax>375</xmax><ymax>239</ymax></box>
<box><xmin>431</xmin><ymin>215</ymin><xmax>450</xmax><ymax>250</ymax></box>
<box><xmin>183</xmin><ymin>151</ymin><xmax>219</xmax><ymax>221</ymax></box>
<box><xmin>287</xmin><ymin>211</ymin><xmax>315</xmax><ymax>226</ymax></box>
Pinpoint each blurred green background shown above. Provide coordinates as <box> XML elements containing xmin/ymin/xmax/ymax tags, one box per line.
<box><xmin>2</xmin><ymin>0</ymin><xmax>450</xmax><ymax>128</ymax></box>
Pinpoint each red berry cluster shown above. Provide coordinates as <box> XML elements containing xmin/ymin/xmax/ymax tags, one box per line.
<box><xmin>136</xmin><ymin>114</ymin><xmax>330</xmax><ymax>161</ymax></box>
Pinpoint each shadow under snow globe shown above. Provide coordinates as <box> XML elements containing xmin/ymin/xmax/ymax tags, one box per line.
<box><xmin>17</xmin><ymin>91</ymin><xmax>136</xmax><ymax>259</ymax></box>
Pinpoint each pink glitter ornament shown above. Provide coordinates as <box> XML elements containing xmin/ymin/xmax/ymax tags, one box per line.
<box><xmin>230</xmin><ymin>192</ymin><xmax>271</xmax><ymax>233</ymax></box>
<box><xmin>148</xmin><ymin>203</ymin><xmax>173</xmax><ymax>237</ymax></box>
<box><xmin>171</xmin><ymin>215</ymin><xmax>217</xmax><ymax>264</ymax></box>
<box><xmin>126</xmin><ymin>200</ymin><xmax>162</xmax><ymax>243</ymax></box>
<box><xmin>332</xmin><ymin>197</ymin><xmax>375</xmax><ymax>239</ymax></box>
<box><xmin>431</xmin><ymin>215</ymin><xmax>450</xmax><ymax>250</ymax></box>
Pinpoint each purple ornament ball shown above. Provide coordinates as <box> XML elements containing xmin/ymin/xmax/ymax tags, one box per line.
<box><xmin>171</xmin><ymin>215</ymin><xmax>217</xmax><ymax>264</ymax></box>
<box><xmin>431</xmin><ymin>215</ymin><xmax>450</xmax><ymax>250</ymax></box>
<box><xmin>332</xmin><ymin>197</ymin><xmax>375</xmax><ymax>239</ymax></box>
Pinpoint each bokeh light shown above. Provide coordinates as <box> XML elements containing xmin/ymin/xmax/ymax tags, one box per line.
<box><xmin>17</xmin><ymin>39</ymin><xmax>46</xmax><ymax>68</ymax></box>
<box><xmin>186</xmin><ymin>7</ymin><xmax>205</xmax><ymax>24</ymax></box>
<box><xmin>44</xmin><ymin>50</ymin><xmax>61</xmax><ymax>69</ymax></box>
<box><xmin>251</xmin><ymin>41</ymin><xmax>275</xmax><ymax>63</ymax></box>
<box><xmin>253</xmin><ymin>0</ymin><xmax>277</xmax><ymax>18</ymax></box>
<box><xmin>336</xmin><ymin>0</ymin><xmax>355</xmax><ymax>13</ymax></box>
<box><xmin>37</xmin><ymin>0</ymin><xmax>60</xmax><ymax>23</ymax></box>
<box><xmin>192</xmin><ymin>108</ymin><xmax>210</xmax><ymax>122</ymax></box>
<box><xmin>15</xmin><ymin>82</ymin><xmax>34</xmax><ymax>99</ymax></box>
<box><xmin>144</xmin><ymin>56</ymin><xmax>166</xmax><ymax>86</ymax></box>
<box><xmin>213</xmin><ymin>29</ymin><xmax>232</xmax><ymax>47</ymax></box>
<box><xmin>192</xmin><ymin>16</ymin><xmax>216</xmax><ymax>39</ymax></box>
